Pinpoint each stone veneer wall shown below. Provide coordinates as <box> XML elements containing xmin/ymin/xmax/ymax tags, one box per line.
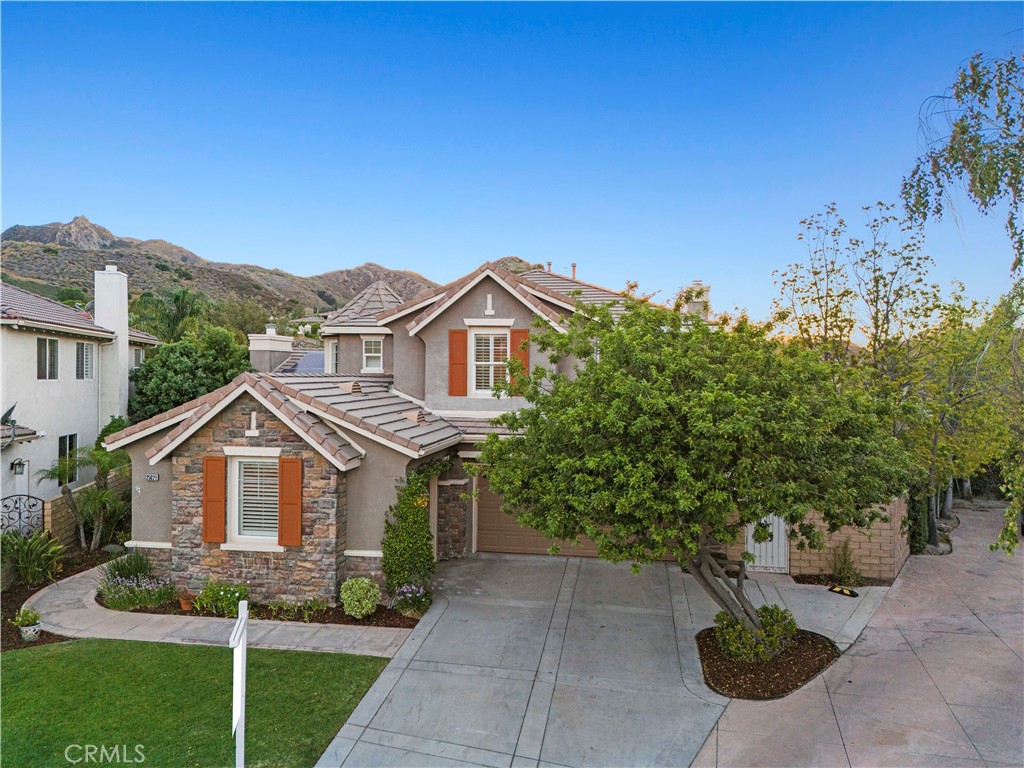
<box><xmin>723</xmin><ymin>497</ymin><xmax>910</xmax><ymax>581</ymax></box>
<box><xmin>169</xmin><ymin>393</ymin><xmax>346</xmax><ymax>604</ymax></box>
<box><xmin>44</xmin><ymin>468</ymin><xmax>131</xmax><ymax>547</ymax></box>
<box><xmin>435</xmin><ymin>478</ymin><xmax>470</xmax><ymax>561</ymax></box>
<box><xmin>346</xmin><ymin>555</ymin><xmax>384</xmax><ymax>587</ymax></box>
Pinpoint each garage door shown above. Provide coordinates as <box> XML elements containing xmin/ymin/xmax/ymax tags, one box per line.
<box><xmin>476</xmin><ymin>477</ymin><xmax>599</xmax><ymax>556</ymax></box>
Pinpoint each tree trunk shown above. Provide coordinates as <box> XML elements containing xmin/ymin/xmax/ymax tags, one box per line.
<box><xmin>927</xmin><ymin>492</ymin><xmax>939</xmax><ymax>547</ymax></box>
<box><xmin>940</xmin><ymin>479</ymin><xmax>954</xmax><ymax>520</ymax></box>
<box><xmin>89</xmin><ymin>511</ymin><xmax>103</xmax><ymax>551</ymax></box>
<box><xmin>685</xmin><ymin>535</ymin><xmax>763</xmax><ymax>632</ymax></box>
<box><xmin>61</xmin><ymin>483</ymin><xmax>87</xmax><ymax>551</ymax></box>
<box><xmin>961</xmin><ymin>477</ymin><xmax>973</xmax><ymax>501</ymax></box>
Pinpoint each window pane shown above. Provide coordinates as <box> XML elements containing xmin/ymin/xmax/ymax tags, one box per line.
<box><xmin>364</xmin><ymin>339</ymin><xmax>382</xmax><ymax>355</ymax></box>
<box><xmin>76</xmin><ymin>343</ymin><xmax>85</xmax><ymax>379</ymax></box>
<box><xmin>493</xmin><ymin>335</ymin><xmax>508</xmax><ymax>359</ymax></box>
<box><xmin>474</xmin><ymin>335</ymin><xmax>491</xmax><ymax>363</ymax></box>
<box><xmin>37</xmin><ymin>339</ymin><xmax>47</xmax><ymax>379</ymax></box>
<box><xmin>365</xmin><ymin>354</ymin><xmax>382</xmax><ymax>370</ymax></box>
<box><xmin>48</xmin><ymin>339</ymin><xmax>58</xmax><ymax>379</ymax></box>
<box><xmin>238</xmin><ymin>461</ymin><xmax>279</xmax><ymax>536</ymax></box>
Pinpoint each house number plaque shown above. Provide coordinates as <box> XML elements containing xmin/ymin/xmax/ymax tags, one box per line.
<box><xmin>145</xmin><ymin>473</ymin><xmax>160</xmax><ymax>481</ymax></box>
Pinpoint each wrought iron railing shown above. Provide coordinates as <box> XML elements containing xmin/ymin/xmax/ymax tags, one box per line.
<box><xmin>1</xmin><ymin>495</ymin><xmax>44</xmax><ymax>536</ymax></box>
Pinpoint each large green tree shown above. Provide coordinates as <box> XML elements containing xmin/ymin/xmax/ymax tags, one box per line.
<box><xmin>129</xmin><ymin>287</ymin><xmax>209</xmax><ymax>342</ymax></box>
<box><xmin>129</xmin><ymin>325</ymin><xmax>251</xmax><ymax>422</ymax></box>
<box><xmin>477</xmin><ymin>296</ymin><xmax>910</xmax><ymax>631</ymax></box>
<box><xmin>902</xmin><ymin>52</ymin><xmax>1023</xmax><ymax>273</ymax></box>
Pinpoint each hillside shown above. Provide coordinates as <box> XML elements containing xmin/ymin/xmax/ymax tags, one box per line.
<box><xmin>1</xmin><ymin>216</ymin><xmax>439</xmax><ymax>311</ymax></box>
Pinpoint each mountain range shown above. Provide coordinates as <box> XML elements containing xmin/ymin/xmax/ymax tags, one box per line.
<box><xmin>1</xmin><ymin>216</ymin><xmax>457</xmax><ymax>311</ymax></box>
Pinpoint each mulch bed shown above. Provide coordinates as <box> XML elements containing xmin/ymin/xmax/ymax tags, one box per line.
<box><xmin>695</xmin><ymin>627</ymin><xmax>840</xmax><ymax>699</ymax></box>
<box><xmin>2</xmin><ymin>548</ymin><xmax>116</xmax><ymax>652</ymax></box>
<box><xmin>791</xmin><ymin>574</ymin><xmax>894</xmax><ymax>587</ymax></box>
<box><xmin>98</xmin><ymin>598</ymin><xmax>420</xmax><ymax>629</ymax></box>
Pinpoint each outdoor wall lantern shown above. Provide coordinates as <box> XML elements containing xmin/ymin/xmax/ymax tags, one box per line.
<box><xmin>11</xmin><ymin>459</ymin><xmax>26</xmax><ymax>475</ymax></box>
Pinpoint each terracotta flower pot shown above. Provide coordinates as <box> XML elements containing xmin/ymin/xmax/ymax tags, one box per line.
<box><xmin>179</xmin><ymin>597</ymin><xmax>194</xmax><ymax>611</ymax></box>
<box><xmin>19</xmin><ymin>624</ymin><xmax>41</xmax><ymax>642</ymax></box>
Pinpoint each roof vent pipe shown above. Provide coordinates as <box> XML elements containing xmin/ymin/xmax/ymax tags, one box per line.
<box><xmin>571</xmin><ymin>263</ymin><xmax>577</xmax><ymax>279</ymax></box>
<box><xmin>547</xmin><ymin>261</ymin><xmax>552</xmax><ymax>272</ymax></box>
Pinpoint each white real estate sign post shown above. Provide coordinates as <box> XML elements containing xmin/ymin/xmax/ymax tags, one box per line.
<box><xmin>229</xmin><ymin>600</ymin><xmax>249</xmax><ymax>768</ymax></box>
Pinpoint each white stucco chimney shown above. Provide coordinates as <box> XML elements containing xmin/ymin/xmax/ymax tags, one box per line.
<box><xmin>248</xmin><ymin>325</ymin><xmax>293</xmax><ymax>372</ymax></box>
<box><xmin>94</xmin><ymin>265</ymin><xmax>131</xmax><ymax>421</ymax></box>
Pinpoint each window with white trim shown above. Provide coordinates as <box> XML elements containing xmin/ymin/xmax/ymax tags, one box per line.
<box><xmin>58</xmin><ymin>434</ymin><xmax>78</xmax><ymax>484</ymax></box>
<box><xmin>36</xmin><ymin>338</ymin><xmax>58</xmax><ymax>380</ymax></box>
<box><xmin>132</xmin><ymin>347</ymin><xmax>146</xmax><ymax>368</ymax></box>
<box><xmin>362</xmin><ymin>337</ymin><xmax>383</xmax><ymax>373</ymax></box>
<box><xmin>472</xmin><ymin>331</ymin><xmax>509</xmax><ymax>394</ymax></box>
<box><xmin>76</xmin><ymin>342</ymin><xmax>94</xmax><ymax>380</ymax></box>
<box><xmin>235</xmin><ymin>459</ymin><xmax>279</xmax><ymax>538</ymax></box>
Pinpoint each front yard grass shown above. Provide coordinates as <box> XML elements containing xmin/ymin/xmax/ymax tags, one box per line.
<box><xmin>1</xmin><ymin>638</ymin><xmax>387</xmax><ymax>767</ymax></box>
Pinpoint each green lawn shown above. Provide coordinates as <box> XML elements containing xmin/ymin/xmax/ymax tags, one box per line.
<box><xmin>1</xmin><ymin>639</ymin><xmax>388</xmax><ymax>768</ymax></box>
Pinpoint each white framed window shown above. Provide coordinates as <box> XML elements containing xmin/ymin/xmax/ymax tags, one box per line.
<box><xmin>225</xmin><ymin>448</ymin><xmax>283</xmax><ymax>551</ymax></box>
<box><xmin>132</xmin><ymin>347</ymin><xmax>146</xmax><ymax>368</ymax></box>
<box><xmin>326</xmin><ymin>341</ymin><xmax>338</xmax><ymax>374</ymax></box>
<box><xmin>58</xmin><ymin>434</ymin><xmax>78</xmax><ymax>484</ymax></box>
<box><xmin>471</xmin><ymin>330</ymin><xmax>509</xmax><ymax>395</ymax></box>
<box><xmin>36</xmin><ymin>338</ymin><xmax>58</xmax><ymax>380</ymax></box>
<box><xmin>76</xmin><ymin>342</ymin><xmax>94</xmax><ymax>380</ymax></box>
<box><xmin>361</xmin><ymin>336</ymin><xmax>383</xmax><ymax>373</ymax></box>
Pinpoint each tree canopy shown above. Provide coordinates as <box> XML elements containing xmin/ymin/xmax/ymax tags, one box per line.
<box><xmin>902</xmin><ymin>52</ymin><xmax>1023</xmax><ymax>273</ymax></box>
<box><xmin>477</xmin><ymin>296</ymin><xmax>911</xmax><ymax>630</ymax></box>
<box><xmin>129</xmin><ymin>325</ymin><xmax>251</xmax><ymax>422</ymax></box>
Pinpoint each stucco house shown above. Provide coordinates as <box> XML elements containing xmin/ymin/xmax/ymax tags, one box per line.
<box><xmin>104</xmin><ymin>261</ymin><xmax>907</xmax><ymax>605</ymax></box>
<box><xmin>1</xmin><ymin>267</ymin><xmax>159</xmax><ymax>510</ymax></box>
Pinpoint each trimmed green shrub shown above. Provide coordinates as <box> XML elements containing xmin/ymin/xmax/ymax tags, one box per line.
<box><xmin>0</xmin><ymin>531</ymin><xmax>65</xmax><ymax>586</ymax></box>
<box><xmin>827</xmin><ymin>538</ymin><xmax>864</xmax><ymax>587</ymax></box>
<box><xmin>104</xmin><ymin>550</ymin><xmax>152</xmax><ymax>581</ymax></box>
<box><xmin>193</xmin><ymin>580</ymin><xmax>249</xmax><ymax>618</ymax></box>
<box><xmin>714</xmin><ymin>604</ymin><xmax>799</xmax><ymax>662</ymax></box>
<box><xmin>380</xmin><ymin>460</ymin><xmax>450</xmax><ymax>595</ymax></box>
<box><xmin>339</xmin><ymin>578</ymin><xmax>381</xmax><ymax>619</ymax></box>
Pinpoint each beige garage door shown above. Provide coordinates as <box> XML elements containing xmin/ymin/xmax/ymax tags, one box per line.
<box><xmin>476</xmin><ymin>477</ymin><xmax>599</xmax><ymax>556</ymax></box>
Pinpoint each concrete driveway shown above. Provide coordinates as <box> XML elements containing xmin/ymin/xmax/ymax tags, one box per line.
<box><xmin>318</xmin><ymin>556</ymin><xmax>886</xmax><ymax>768</ymax></box>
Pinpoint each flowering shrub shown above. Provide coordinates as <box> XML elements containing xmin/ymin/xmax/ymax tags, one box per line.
<box><xmin>10</xmin><ymin>606</ymin><xmax>40</xmax><ymax>627</ymax></box>
<box><xmin>98</xmin><ymin>575</ymin><xmax>177</xmax><ymax>612</ymax></box>
<box><xmin>391</xmin><ymin>583</ymin><xmax>431</xmax><ymax>616</ymax></box>
<box><xmin>193</xmin><ymin>580</ymin><xmax>250</xmax><ymax>618</ymax></box>
<box><xmin>339</xmin><ymin>578</ymin><xmax>380</xmax><ymax>619</ymax></box>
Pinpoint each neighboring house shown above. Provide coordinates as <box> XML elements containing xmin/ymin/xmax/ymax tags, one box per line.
<box><xmin>104</xmin><ymin>261</ymin><xmax>906</xmax><ymax>605</ymax></box>
<box><xmin>0</xmin><ymin>267</ymin><xmax>159</xmax><ymax>507</ymax></box>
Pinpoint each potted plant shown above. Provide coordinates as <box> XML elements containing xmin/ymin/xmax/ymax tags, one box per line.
<box><xmin>11</xmin><ymin>606</ymin><xmax>41</xmax><ymax>641</ymax></box>
<box><xmin>178</xmin><ymin>592</ymin><xmax>195</xmax><ymax>611</ymax></box>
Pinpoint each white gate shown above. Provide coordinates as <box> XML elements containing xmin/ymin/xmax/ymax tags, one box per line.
<box><xmin>746</xmin><ymin>515</ymin><xmax>789</xmax><ymax>573</ymax></box>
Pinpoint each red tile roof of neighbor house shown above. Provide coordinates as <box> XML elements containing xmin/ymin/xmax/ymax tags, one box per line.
<box><xmin>0</xmin><ymin>282</ymin><xmax>160</xmax><ymax>344</ymax></box>
<box><xmin>322</xmin><ymin>281</ymin><xmax>405</xmax><ymax>328</ymax></box>
<box><xmin>103</xmin><ymin>372</ymin><xmax>468</xmax><ymax>460</ymax></box>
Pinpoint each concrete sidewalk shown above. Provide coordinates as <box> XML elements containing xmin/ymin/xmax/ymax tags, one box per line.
<box><xmin>694</xmin><ymin>499</ymin><xmax>1024</xmax><ymax>768</ymax></box>
<box><xmin>24</xmin><ymin>567</ymin><xmax>411</xmax><ymax>657</ymax></box>
<box><xmin>318</xmin><ymin>555</ymin><xmax>888</xmax><ymax>767</ymax></box>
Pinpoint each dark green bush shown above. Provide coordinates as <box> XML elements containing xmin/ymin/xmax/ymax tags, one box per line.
<box><xmin>194</xmin><ymin>580</ymin><xmax>249</xmax><ymax>618</ymax></box>
<box><xmin>0</xmin><ymin>531</ymin><xmax>65</xmax><ymax>586</ymax></box>
<box><xmin>906</xmin><ymin>486</ymin><xmax>929</xmax><ymax>554</ymax></box>
<box><xmin>714</xmin><ymin>604</ymin><xmax>798</xmax><ymax>662</ymax></box>
<box><xmin>380</xmin><ymin>460</ymin><xmax>450</xmax><ymax>595</ymax></box>
<box><xmin>104</xmin><ymin>550</ymin><xmax>152</xmax><ymax>581</ymax></box>
<box><xmin>827</xmin><ymin>538</ymin><xmax>864</xmax><ymax>587</ymax></box>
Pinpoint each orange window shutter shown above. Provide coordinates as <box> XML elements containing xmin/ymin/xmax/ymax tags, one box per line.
<box><xmin>201</xmin><ymin>456</ymin><xmax>227</xmax><ymax>544</ymax></box>
<box><xmin>278</xmin><ymin>457</ymin><xmax>303</xmax><ymax>547</ymax></box>
<box><xmin>449</xmin><ymin>329</ymin><xmax>468</xmax><ymax>396</ymax></box>
<box><xmin>510</xmin><ymin>329</ymin><xmax>530</xmax><ymax>388</ymax></box>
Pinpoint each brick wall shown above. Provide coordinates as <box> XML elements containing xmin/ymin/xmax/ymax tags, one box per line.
<box><xmin>44</xmin><ymin>467</ymin><xmax>131</xmax><ymax>547</ymax></box>
<box><xmin>170</xmin><ymin>393</ymin><xmax>346</xmax><ymax>605</ymax></box>
<box><xmin>722</xmin><ymin>497</ymin><xmax>910</xmax><ymax>581</ymax></box>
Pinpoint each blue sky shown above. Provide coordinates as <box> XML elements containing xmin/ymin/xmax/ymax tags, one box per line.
<box><xmin>2</xmin><ymin>2</ymin><xmax>1020</xmax><ymax>318</ymax></box>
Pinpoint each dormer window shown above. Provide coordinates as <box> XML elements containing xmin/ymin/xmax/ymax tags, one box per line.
<box><xmin>361</xmin><ymin>336</ymin><xmax>384</xmax><ymax>373</ymax></box>
<box><xmin>472</xmin><ymin>331</ymin><xmax>509</xmax><ymax>394</ymax></box>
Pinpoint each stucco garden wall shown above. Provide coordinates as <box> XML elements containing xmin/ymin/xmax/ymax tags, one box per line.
<box><xmin>169</xmin><ymin>394</ymin><xmax>347</xmax><ymax>604</ymax></box>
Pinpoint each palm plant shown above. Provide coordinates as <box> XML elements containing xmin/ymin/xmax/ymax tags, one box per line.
<box><xmin>35</xmin><ymin>453</ymin><xmax>95</xmax><ymax>549</ymax></box>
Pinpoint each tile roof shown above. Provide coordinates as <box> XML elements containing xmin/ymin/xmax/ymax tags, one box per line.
<box><xmin>1</xmin><ymin>423</ymin><xmax>40</xmax><ymax>444</ymax></box>
<box><xmin>323</xmin><ymin>281</ymin><xmax>405</xmax><ymax>329</ymax></box>
<box><xmin>1</xmin><ymin>282</ymin><xmax>160</xmax><ymax>343</ymax></box>
<box><xmin>104</xmin><ymin>372</ymin><xmax>466</xmax><ymax>460</ymax></box>
<box><xmin>1</xmin><ymin>282</ymin><xmax>115</xmax><ymax>337</ymax></box>
<box><xmin>443</xmin><ymin>416</ymin><xmax>510</xmax><ymax>438</ymax></box>
<box><xmin>375</xmin><ymin>262</ymin><xmax>628</xmax><ymax>333</ymax></box>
